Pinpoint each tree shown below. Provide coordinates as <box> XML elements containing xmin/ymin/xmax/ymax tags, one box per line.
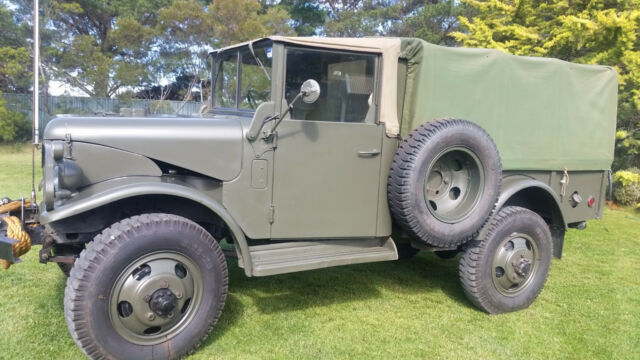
<box><xmin>13</xmin><ymin>0</ymin><xmax>171</xmax><ymax>98</ymax></box>
<box><xmin>452</xmin><ymin>0</ymin><xmax>640</xmax><ymax>168</ymax></box>
<box><xmin>0</xmin><ymin>3</ymin><xmax>31</xmax><ymax>93</ymax></box>
<box><xmin>209</xmin><ymin>0</ymin><xmax>294</xmax><ymax>47</ymax></box>
<box><xmin>320</xmin><ymin>0</ymin><xmax>472</xmax><ymax>45</ymax></box>
<box><xmin>0</xmin><ymin>91</ymin><xmax>31</xmax><ymax>142</ymax></box>
<box><xmin>153</xmin><ymin>0</ymin><xmax>295</xmax><ymax>102</ymax></box>
<box><xmin>392</xmin><ymin>0</ymin><xmax>477</xmax><ymax>46</ymax></box>
<box><xmin>279</xmin><ymin>0</ymin><xmax>326</xmax><ymax>36</ymax></box>
<box><xmin>322</xmin><ymin>0</ymin><xmax>406</xmax><ymax>36</ymax></box>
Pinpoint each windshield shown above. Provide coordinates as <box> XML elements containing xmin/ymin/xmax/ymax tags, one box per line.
<box><xmin>213</xmin><ymin>41</ymin><xmax>273</xmax><ymax>111</ymax></box>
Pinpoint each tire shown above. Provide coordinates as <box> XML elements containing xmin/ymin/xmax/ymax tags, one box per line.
<box><xmin>459</xmin><ymin>206</ymin><xmax>552</xmax><ymax>314</ymax></box>
<box><xmin>395</xmin><ymin>242</ymin><xmax>420</xmax><ymax>260</ymax></box>
<box><xmin>64</xmin><ymin>214</ymin><xmax>228</xmax><ymax>359</ymax></box>
<box><xmin>388</xmin><ymin>119</ymin><xmax>501</xmax><ymax>247</ymax></box>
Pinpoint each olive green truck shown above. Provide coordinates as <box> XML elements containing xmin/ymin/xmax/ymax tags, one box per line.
<box><xmin>0</xmin><ymin>37</ymin><xmax>617</xmax><ymax>359</ymax></box>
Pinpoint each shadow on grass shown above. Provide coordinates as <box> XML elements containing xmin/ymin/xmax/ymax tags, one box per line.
<box><xmin>225</xmin><ymin>251</ymin><xmax>471</xmax><ymax>315</ymax></box>
<box><xmin>202</xmin><ymin>251</ymin><xmax>472</xmax><ymax>349</ymax></box>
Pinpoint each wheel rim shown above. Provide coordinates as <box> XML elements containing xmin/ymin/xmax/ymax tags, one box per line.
<box><xmin>423</xmin><ymin>146</ymin><xmax>484</xmax><ymax>223</ymax></box>
<box><xmin>109</xmin><ymin>251</ymin><xmax>203</xmax><ymax>345</ymax></box>
<box><xmin>491</xmin><ymin>232</ymin><xmax>540</xmax><ymax>296</ymax></box>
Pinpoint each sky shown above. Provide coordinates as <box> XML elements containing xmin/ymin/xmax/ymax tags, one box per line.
<box><xmin>48</xmin><ymin>80</ymin><xmax>90</xmax><ymax>97</ymax></box>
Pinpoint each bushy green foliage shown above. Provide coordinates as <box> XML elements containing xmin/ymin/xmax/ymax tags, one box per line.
<box><xmin>0</xmin><ymin>91</ymin><xmax>31</xmax><ymax>142</ymax></box>
<box><xmin>613</xmin><ymin>167</ymin><xmax>640</xmax><ymax>206</ymax></box>
<box><xmin>614</xmin><ymin>129</ymin><xmax>640</xmax><ymax>169</ymax></box>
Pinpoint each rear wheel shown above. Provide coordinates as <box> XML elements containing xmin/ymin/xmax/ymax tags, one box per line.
<box><xmin>459</xmin><ymin>206</ymin><xmax>552</xmax><ymax>314</ymax></box>
<box><xmin>64</xmin><ymin>214</ymin><xmax>228</xmax><ymax>359</ymax></box>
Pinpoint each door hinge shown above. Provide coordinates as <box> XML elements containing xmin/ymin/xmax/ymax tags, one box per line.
<box><xmin>268</xmin><ymin>205</ymin><xmax>275</xmax><ymax>224</ymax></box>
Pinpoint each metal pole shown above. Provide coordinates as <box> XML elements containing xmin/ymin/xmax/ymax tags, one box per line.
<box><xmin>31</xmin><ymin>0</ymin><xmax>39</xmax><ymax>205</ymax></box>
<box><xmin>32</xmin><ymin>0</ymin><xmax>39</xmax><ymax>145</ymax></box>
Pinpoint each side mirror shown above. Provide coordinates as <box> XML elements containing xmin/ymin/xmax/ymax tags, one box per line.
<box><xmin>247</xmin><ymin>79</ymin><xmax>321</xmax><ymax>141</ymax></box>
<box><xmin>300</xmin><ymin>79</ymin><xmax>320</xmax><ymax>104</ymax></box>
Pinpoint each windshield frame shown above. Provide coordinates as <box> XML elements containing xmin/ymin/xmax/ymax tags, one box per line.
<box><xmin>210</xmin><ymin>39</ymin><xmax>274</xmax><ymax>116</ymax></box>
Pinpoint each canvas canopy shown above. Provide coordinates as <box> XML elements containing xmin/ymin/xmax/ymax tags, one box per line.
<box><xmin>214</xmin><ymin>37</ymin><xmax>618</xmax><ymax>171</ymax></box>
<box><xmin>397</xmin><ymin>38</ymin><xmax>618</xmax><ymax>171</ymax></box>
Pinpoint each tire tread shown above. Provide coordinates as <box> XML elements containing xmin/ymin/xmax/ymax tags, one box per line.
<box><xmin>459</xmin><ymin>206</ymin><xmax>552</xmax><ymax>314</ymax></box>
<box><xmin>388</xmin><ymin>119</ymin><xmax>501</xmax><ymax>247</ymax></box>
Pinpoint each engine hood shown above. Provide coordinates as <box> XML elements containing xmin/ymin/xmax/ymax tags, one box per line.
<box><xmin>44</xmin><ymin>115</ymin><xmax>244</xmax><ymax>181</ymax></box>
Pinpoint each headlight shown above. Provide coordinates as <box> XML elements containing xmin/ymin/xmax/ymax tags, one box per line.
<box><xmin>56</xmin><ymin>159</ymin><xmax>83</xmax><ymax>190</ymax></box>
<box><xmin>43</xmin><ymin>141</ymin><xmax>84</xmax><ymax>210</ymax></box>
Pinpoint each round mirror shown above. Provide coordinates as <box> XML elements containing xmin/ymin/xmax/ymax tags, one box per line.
<box><xmin>300</xmin><ymin>79</ymin><xmax>321</xmax><ymax>104</ymax></box>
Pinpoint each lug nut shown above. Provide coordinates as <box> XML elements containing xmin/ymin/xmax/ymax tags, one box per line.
<box><xmin>176</xmin><ymin>291</ymin><xmax>183</xmax><ymax>299</ymax></box>
<box><xmin>168</xmin><ymin>312</ymin><xmax>174</xmax><ymax>319</ymax></box>
<box><xmin>147</xmin><ymin>313</ymin><xmax>156</xmax><ymax>321</ymax></box>
<box><xmin>143</xmin><ymin>294</ymin><xmax>151</xmax><ymax>302</ymax></box>
<box><xmin>160</xmin><ymin>281</ymin><xmax>169</xmax><ymax>288</ymax></box>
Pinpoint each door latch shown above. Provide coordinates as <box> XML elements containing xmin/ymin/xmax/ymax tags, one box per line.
<box><xmin>357</xmin><ymin>149</ymin><xmax>380</xmax><ymax>157</ymax></box>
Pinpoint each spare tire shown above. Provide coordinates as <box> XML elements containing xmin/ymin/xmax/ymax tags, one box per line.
<box><xmin>388</xmin><ymin>119</ymin><xmax>501</xmax><ymax>248</ymax></box>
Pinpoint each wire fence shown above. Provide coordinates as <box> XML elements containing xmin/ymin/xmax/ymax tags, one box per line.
<box><xmin>2</xmin><ymin>93</ymin><xmax>203</xmax><ymax>132</ymax></box>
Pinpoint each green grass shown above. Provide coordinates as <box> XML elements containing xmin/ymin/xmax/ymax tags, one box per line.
<box><xmin>1</xmin><ymin>144</ymin><xmax>639</xmax><ymax>359</ymax></box>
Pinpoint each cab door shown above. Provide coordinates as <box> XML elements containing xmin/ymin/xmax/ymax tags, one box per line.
<box><xmin>270</xmin><ymin>47</ymin><xmax>383</xmax><ymax>239</ymax></box>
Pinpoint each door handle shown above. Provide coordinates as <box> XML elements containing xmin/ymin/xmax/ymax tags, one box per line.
<box><xmin>358</xmin><ymin>149</ymin><xmax>381</xmax><ymax>157</ymax></box>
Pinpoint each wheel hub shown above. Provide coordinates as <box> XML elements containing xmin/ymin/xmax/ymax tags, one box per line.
<box><xmin>109</xmin><ymin>252</ymin><xmax>202</xmax><ymax>345</ymax></box>
<box><xmin>149</xmin><ymin>288</ymin><xmax>178</xmax><ymax>317</ymax></box>
<box><xmin>423</xmin><ymin>146</ymin><xmax>484</xmax><ymax>223</ymax></box>
<box><xmin>513</xmin><ymin>258</ymin><xmax>531</xmax><ymax>277</ymax></box>
<box><xmin>492</xmin><ymin>233</ymin><xmax>539</xmax><ymax>296</ymax></box>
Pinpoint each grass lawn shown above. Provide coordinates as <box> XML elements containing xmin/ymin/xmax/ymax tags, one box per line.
<box><xmin>0</xmin><ymin>143</ymin><xmax>639</xmax><ymax>359</ymax></box>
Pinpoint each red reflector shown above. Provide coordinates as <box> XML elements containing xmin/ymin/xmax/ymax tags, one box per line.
<box><xmin>588</xmin><ymin>197</ymin><xmax>595</xmax><ymax>207</ymax></box>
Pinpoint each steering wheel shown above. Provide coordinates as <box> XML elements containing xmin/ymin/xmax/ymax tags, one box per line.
<box><xmin>246</xmin><ymin>88</ymin><xmax>271</xmax><ymax>109</ymax></box>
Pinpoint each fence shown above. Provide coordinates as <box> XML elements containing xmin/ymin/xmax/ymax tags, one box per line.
<box><xmin>2</xmin><ymin>93</ymin><xmax>203</xmax><ymax>132</ymax></box>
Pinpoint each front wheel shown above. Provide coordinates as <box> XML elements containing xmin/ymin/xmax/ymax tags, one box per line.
<box><xmin>64</xmin><ymin>214</ymin><xmax>228</xmax><ymax>359</ymax></box>
<box><xmin>459</xmin><ymin>206</ymin><xmax>552</xmax><ymax>314</ymax></box>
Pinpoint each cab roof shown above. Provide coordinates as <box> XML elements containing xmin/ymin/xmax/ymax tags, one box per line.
<box><xmin>209</xmin><ymin>36</ymin><xmax>401</xmax><ymax>55</ymax></box>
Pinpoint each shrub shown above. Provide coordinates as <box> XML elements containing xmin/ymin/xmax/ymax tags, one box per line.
<box><xmin>0</xmin><ymin>94</ymin><xmax>31</xmax><ymax>143</ymax></box>
<box><xmin>613</xmin><ymin>168</ymin><xmax>640</xmax><ymax>206</ymax></box>
<box><xmin>0</xmin><ymin>109</ymin><xmax>31</xmax><ymax>142</ymax></box>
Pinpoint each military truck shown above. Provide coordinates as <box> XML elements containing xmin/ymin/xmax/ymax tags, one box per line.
<box><xmin>0</xmin><ymin>37</ymin><xmax>617</xmax><ymax>359</ymax></box>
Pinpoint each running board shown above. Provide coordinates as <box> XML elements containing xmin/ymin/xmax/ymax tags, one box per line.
<box><xmin>249</xmin><ymin>238</ymin><xmax>398</xmax><ymax>276</ymax></box>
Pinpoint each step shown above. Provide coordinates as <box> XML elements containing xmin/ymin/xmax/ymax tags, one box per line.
<box><xmin>249</xmin><ymin>237</ymin><xmax>398</xmax><ymax>276</ymax></box>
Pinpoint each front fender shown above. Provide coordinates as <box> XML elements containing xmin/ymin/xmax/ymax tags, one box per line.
<box><xmin>39</xmin><ymin>176</ymin><xmax>253</xmax><ymax>276</ymax></box>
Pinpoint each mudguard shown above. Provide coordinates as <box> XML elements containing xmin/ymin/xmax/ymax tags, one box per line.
<box><xmin>39</xmin><ymin>176</ymin><xmax>254</xmax><ymax>276</ymax></box>
<box><xmin>476</xmin><ymin>175</ymin><xmax>567</xmax><ymax>241</ymax></box>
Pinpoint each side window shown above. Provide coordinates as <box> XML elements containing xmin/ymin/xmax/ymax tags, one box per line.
<box><xmin>214</xmin><ymin>52</ymin><xmax>238</xmax><ymax>108</ymax></box>
<box><xmin>285</xmin><ymin>48</ymin><xmax>377</xmax><ymax>122</ymax></box>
